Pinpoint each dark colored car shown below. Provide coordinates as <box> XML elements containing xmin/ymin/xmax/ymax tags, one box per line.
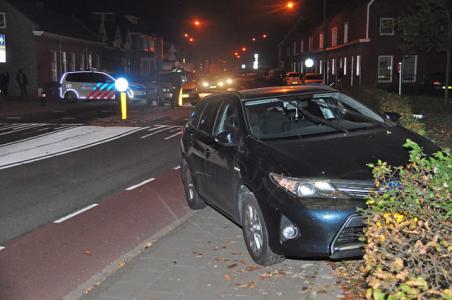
<box><xmin>303</xmin><ymin>73</ymin><xmax>323</xmax><ymax>84</ymax></box>
<box><xmin>179</xmin><ymin>85</ymin><xmax>439</xmax><ymax>265</ymax></box>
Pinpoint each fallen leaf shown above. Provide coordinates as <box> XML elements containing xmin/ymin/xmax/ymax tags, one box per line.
<box><xmin>236</xmin><ymin>281</ymin><xmax>256</xmax><ymax>289</ymax></box>
<box><xmin>84</xmin><ymin>250</ymin><xmax>92</xmax><ymax>256</ymax></box>
<box><xmin>245</xmin><ymin>265</ymin><xmax>263</xmax><ymax>272</ymax></box>
<box><xmin>227</xmin><ymin>263</ymin><xmax>238</xmax><ymax>269</ymax></box>
<box><xmin>224</xmin><ymin>274</ymin><xmax>233</xmax><ymax>281</ymax></box>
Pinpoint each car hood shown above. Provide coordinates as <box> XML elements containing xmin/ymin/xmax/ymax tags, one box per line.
<box><xmin>247</xmin><ymin>126</ymin><xmax>439</xmax><ymax>180</ymax></box>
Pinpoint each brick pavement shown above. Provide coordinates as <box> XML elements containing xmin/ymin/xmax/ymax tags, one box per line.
<box><xmin>81</xmin><ymin>207</ymin><xmax>343</xmax><ymax>300</ymax></box>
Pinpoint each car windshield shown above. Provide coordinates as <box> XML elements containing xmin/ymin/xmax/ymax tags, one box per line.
<box><xmin>244</xmin><ymin>92</ymin><xmax>386</xmax><ymax>140</ymax></box>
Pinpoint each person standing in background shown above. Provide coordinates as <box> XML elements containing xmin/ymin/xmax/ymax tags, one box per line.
<box><xmin>16</xmin><ymin>69</ymin><xmax>27</xmax><ymax>97</ymax></box>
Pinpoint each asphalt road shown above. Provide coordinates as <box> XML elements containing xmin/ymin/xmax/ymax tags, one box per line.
<box><xmin>0</xmin><ymin>104</ymin><xmax>192</xmax><ymax>299</ymax></box>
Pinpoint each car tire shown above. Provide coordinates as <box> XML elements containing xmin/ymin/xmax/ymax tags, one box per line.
<box><xmin>64</xmin><ymin>91</ymin><xmax>78</xmax><ymax>103</ymax></box>
<box><xmin>181</xmin><ymin>159</ymin><xmax>206</xmax><ymax>210</ymax></box>
<box><xmin>241</xmin><ymin>193</ymin><xmax>285</xmax><ymax>266</ymax></box>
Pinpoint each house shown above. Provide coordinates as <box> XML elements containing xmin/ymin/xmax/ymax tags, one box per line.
<box><xmin>278</xmin><ymin>0</ymin><xmax>446</xmax><ymax>92</ymax></box>
<box><xmin>89</xmin><ymin>12</ymin><xmax>164</xmax><ymax>82</ymax></box>
<box><xmin>0</xmin><ymin>0</ymin><xmax>103</xmax><ymax>97</ymax></box>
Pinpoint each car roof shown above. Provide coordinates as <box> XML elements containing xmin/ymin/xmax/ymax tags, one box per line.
<box><xmin>236</xmin><ymin>85</ymin><xmax>335</xmax><ymax>100</ymax></box>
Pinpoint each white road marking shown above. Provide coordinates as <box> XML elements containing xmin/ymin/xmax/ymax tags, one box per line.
<box><xmin>140</xmin><ymin>127</ymin><xmax>175</xmax><ymax>139</ymax></box>
<box><xmin>0</xmin><ymin>125</ymin><xmax>79</xmax><ymax>148</ymax></box>
<box><xmin>126</xmin><ymin>178</ymin><xmax>156</xmax><ymax>191</ymax></box>
<box><xmin>0</xmin><ymin>126</ymin><xmax>147</xmax><ymax>170</ymax></box>
<box><xmin>0</xmin><ymin>246</ymin><xmax>5</xmax><ymax>251</ymax></box>
<box><xmin>146</xmin><ymin>125</ymin><xmax>167</xmax><ymax>132</ymax></box>
<box><xmin>54</xmin><ymin>204</ymin><xmax>99</xmax><ymax>224</ymax></box>
<box><xmin>6</xmin><ymin>116</ymin><xmax>21</xmax><ymax>120</ymax></box>
<box><xmin>0</xmin><ymin>124</ymin><xmax>44</xmax><ymax>136</ymax></box>
<box><xmin>164</xmin><ymin>131</ymin><xmax>182</xmax><ymax>140</ymax></box>
<box><xmin>172</xmin><ymin>166</ymin><xmax>181</xmax><ymax>170</ymax></box>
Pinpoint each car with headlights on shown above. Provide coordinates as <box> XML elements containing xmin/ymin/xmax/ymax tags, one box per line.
<box><xmin>180</xmin><ymin>85</ymin><xmax>439</xmax><ymax>265</ymax></box>
<box><xmin>199</xmin><ymin>75</ymin><xmax>235</xmax><ymax>92</ymax></box>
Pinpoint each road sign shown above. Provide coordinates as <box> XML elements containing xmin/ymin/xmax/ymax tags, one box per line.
<box><xmin>168</xmin><ymin>44</ymin><xmax>177</xmax><ymax>61</ymax></box>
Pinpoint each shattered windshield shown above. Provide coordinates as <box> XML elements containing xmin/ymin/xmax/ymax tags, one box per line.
<box><xmin>244</xmin><ymin>92</ymin><xmax>386</xmax><ymax>140</ymax></box>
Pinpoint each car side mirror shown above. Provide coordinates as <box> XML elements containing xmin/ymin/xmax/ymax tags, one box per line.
<box><xmin>384</xmin><ymin>112</ymin><xmax>402</xmax><ymax>122</ymax></box>
<box><xmin>215</xmin><ymin>130</ymin><xmax>240</xmax><ymax>147</ymax></box>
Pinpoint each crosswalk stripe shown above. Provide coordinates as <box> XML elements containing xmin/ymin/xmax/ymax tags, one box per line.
<box><xmin>140</xmin><ymin>127</ymin><xmax>176</xmax><ymax>139</ymax></box>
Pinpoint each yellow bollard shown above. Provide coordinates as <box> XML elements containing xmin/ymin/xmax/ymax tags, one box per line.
<box><xmin>120</xmin><ymin>92</ymin><xmax>127</xmax><ymax>120</ymax></box>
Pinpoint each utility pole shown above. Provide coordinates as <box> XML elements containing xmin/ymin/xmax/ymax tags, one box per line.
<box><xmin>323</xmin><ymin>0</ymin><xmax>327</xmax><ymax>85</ymax></box>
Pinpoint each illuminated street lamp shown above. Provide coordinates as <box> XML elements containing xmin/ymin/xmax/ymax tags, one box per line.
<box><xmin>262</xmin><ymin>34</ymin><xmax>268</xmax><ymax>39</ymax></box>
<box><xmin>184</xmin><ymin>33</ymin><xmax>189</xmax><ymax>38</ymax></box>
<box><xmin>241</xmin><ymin>47</ymin><xmax>247</xmax><ymax>52</ymax></box>
<box><xmin>189</xmin><ymin>37</ymin><xmax>195</xmax><ymax>43</ymax></box>
<box><xmin>193</xmin><ymin>19</ymin><xmax>201</xmax><ymax>27</ymax></box>
<box><xmin>287</xmin><ymin>1</ymin><xmax>295</xmax><ymax>9</ymax></box>
<box><xmin>252</xmin><ymin>37</ymin><xmax>256</xmax><ymax>42</ymax></box>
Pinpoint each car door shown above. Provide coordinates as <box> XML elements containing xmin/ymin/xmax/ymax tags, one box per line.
<box><xmin>190</xmin><ymin>98</ymin><xmax>222</xmax><ymax>200</ymax></box>
<box><xmin>204</xmin><ymin>96</ymin><xmax>243</xmax><ymax>218</ymax></box>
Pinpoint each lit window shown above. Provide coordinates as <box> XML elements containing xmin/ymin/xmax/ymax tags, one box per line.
<box><xmin>377</xmin><ymin>55</ymin><xmax>393</xmax><ymax>82</ymax></box>
<box><xmin>356</xmin><ymin>55</ymin><xmax>361</xmax><ymax>76</ymax></box>
<box><xmin>379</xmin><ymin>18</ymin><xmax>395</xmax><ymax>36</ymax></box>
<box><xmin>319</xmin><ymin>60</ymin><xmax>323</xmax><ymax>74</ymax></box>
<box><xmin>331</xmin><ymin>27</ymin><xmax>338</xmax><ymax>47</ymax></box>
<box><xmin>50</xmin><ymin>50</ymin><xmax>58</xmax><ymax>82</ymax></box>
<box><xmin>70</xmin><ymin>53</ymin><xmax>76</xmax><ymax>71</ymax></box>
<box><xmin>62</xmin><ymin>51</ymin><xmax>67</xmax><ymax>73</ymax></box>
<box><xmin>344</xmin><ymin>23</ymin><xmax>349</xmax><ymax>43</ymax></box>
<box><xmin>344</xmin><ymin>57</ymin><xmax>347</xmax><ymax>75</ymax></box>
<box><xmin>332</xmin><ymin>58</ymin><xmax>336</xmax><ymax>75</ymax></box>
<box><xmin>80</xmin><ymin>54</ymin><xmax>85</xmax><ymax>71</ymax></box>
<box><xmin>0</xmin><ymin>13</ymin><xmax>6</xmax><ymax>29</ymax></box>
<box><xmin>319</xmin><ymin>33</ymin><xmax>324</xmax><ymax>49</ymax></box>
<box><xmin>402</xmin><ymin>55</ymin><xmax>417</xmax><ymax>82</ymax></box>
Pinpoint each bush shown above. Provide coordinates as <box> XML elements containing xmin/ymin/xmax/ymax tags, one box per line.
<box><xmin>363</xmin><ymin>140</ymin><xmax>452</xmax><ymax>299</ymax></box>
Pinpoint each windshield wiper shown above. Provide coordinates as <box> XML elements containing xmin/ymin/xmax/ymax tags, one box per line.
<box><xmin>311</xmin><ymin>99</ymin><xmax>389</xmax><ymax>128</ymax></box>
<box><xmin>294</xmin><ymin>104</ymin><xmax>350</xmax><ymax>134</ymax></box>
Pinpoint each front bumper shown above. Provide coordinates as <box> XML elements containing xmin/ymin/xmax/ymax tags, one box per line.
<box><xmin>256</xmin><ymin>184</ymin><xmax>367</xmax><ymax>259</ymax></box>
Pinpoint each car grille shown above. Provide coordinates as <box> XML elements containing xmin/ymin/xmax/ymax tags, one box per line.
<box><xmin>331</xmin><ymin>215</ymin><xmax>365</xmax><ymax>257</ymax></box>
<box><xmin>331</xmin><ymin>180</ymin><xmax>376</xmax><ymax>199</ymax></box>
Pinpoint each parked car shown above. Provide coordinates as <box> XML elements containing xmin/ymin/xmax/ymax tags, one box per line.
<box><xmin>285</xmin><ymin>72</ymin><xmax>303</xmax><ymax>85</ymax></box>
<box><xmin>424</xmin><ymin>72</ymin><xmax>452</xmax><ymax>92</ymax></box>
<box><xmin>303</xmin><ymin>73</ymin><xmax>323</xmax><ymax>84</ymax></box>
<box><xmin>265</xmin><ymin>69</ymin><xmax>286</xmax><ymax>84</ymax></box>
<box><xmin>180</xmin><ymin>85</ymin><xmax>439</xmax><ymax>265</ymax></box>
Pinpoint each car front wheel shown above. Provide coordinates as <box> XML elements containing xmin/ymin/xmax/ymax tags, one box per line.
<box><xmin>241</xmin><ymin>193</ymin><xmax>285</xmax><ymax>266</ymax></box>
<box><xmin>181</xmin><ymin>159</ymin><xmax>206</xmax><ymax>210</ymax></box>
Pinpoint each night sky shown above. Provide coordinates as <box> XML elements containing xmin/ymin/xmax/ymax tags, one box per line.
<box><xmin>24</xmin><ymin>0</ymin><xmax>340</xmax><ymax>65</ymax></box>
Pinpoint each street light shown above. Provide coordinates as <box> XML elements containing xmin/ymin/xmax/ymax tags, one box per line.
<box><xmin>242</xmin><ymin>47</ymin><xmax>247</xmax><ymax>52</ymax></box>
<box><xmin>287</xmin><ymin>1</ymin><xmax>295</xmax><ymax>10</ymax></box>
<box><xmin>193</xmin><ymin>19</ymin><xmax>201</xmax><ymax>27</ymax></box>
<box><xmin>262</xmin><ymin>34</ymin><xmax>268</xmax><ymax>39</ymax></box>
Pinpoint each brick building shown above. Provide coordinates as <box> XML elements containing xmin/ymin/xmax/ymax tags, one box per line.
<box><xmin>0</xmin><ymin>0</ymin><xmax>103</xmax><ymax>97</ymax></box>
<box><xmin>278</xmin><ymin>0</ymin><xmax>446</xmax><ymax>92</ymax></box>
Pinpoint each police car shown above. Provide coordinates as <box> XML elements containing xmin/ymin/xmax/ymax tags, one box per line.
<box><xmin>59</xmin><ymin>71</ymin><xmax>145</xmax><ymax>102</ymax></box>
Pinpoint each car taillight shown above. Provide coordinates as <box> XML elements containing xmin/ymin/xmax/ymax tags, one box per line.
<box><xmin>433</xmin><ymin>80</ymin><xmax>441</xmax><ymax>85</ymax></box>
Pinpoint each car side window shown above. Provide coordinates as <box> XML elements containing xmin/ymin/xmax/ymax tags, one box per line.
<box><xmin>198</xmin><ymin>99</ymin><xmax>221</xmax><ymax>135</ymax></box>
<box><xmin>213</xmin><ymin>100</ymin><xmax>240</xmax><ymax>136</ymax></box>
<box><xmin>188</xmin><ymin>101</ymin><xmax>207</xmax><ymax>128</ymax></box>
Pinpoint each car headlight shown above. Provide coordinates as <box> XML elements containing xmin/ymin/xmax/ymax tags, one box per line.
<box><xmin>269</xmin><ymin>173</ymin><xmax>349</xmax><ymax>199</ymax></box>
<box><xmin>202</xmin><ymin>81</ymin><xmax>209</xmax><ymax>87</ymax></box>
<box><xmin>218</xmin><ymin>81</ymin><xmax>225</xmax><ymax>87</ymax></box>
<box><xmin>226</xmin><ymin>78</ymin><xmax>233</xmax><ymax>85</ymax></box>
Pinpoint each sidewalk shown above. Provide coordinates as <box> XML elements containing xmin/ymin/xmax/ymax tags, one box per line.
<box><xmin>80</xmin><ymin>207</ymin><xmax>343</xmax><ymax>300</ymax></box>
